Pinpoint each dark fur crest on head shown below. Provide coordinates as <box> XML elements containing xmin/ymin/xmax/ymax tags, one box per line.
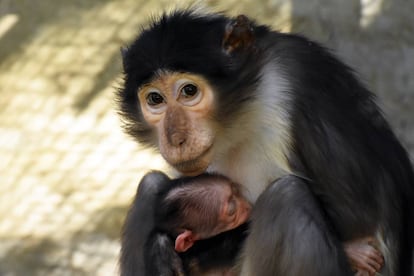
<box><xmin>117</xmin><ymin>9</ymin><xmax>268</xmax><ymax>147</ymax></box>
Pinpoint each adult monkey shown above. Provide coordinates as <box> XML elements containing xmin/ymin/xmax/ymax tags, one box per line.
<box><xmin>118</xmin><ymin>10</ymin><xmax>414</xmax><ymax>275</ymax></box>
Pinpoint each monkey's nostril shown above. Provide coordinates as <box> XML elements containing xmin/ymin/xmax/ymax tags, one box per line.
<box><xmin>169</xmin><ymin>132</ymin><xmax>186</xmax><ymax>147</ymax></box>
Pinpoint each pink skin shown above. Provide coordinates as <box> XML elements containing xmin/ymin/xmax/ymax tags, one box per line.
<box><xmin>345</xmin><ymin>237</ymin><xmax>384</xmax><ymax>276</ymax></box>
<box><xmin>175</xmin><ymin>183</ymin><xmax>251</xmax><ymax>253</ymax></box>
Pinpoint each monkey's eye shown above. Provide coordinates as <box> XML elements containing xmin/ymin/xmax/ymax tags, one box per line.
<box><xmin>177</xmin><ymin>82</ymin><xmax>202</xmax><ymax>106</ymax></box>
<box><xmin>140</xmin><ymin>88</ymin><xmax>167</xmax><ymax>114</ymax></box>
<box><xmin>146</xmin><ymin>91</ymin><xmax>165</xmax><ymax>106</ymax></box>
<box><xmin>181</xmin><ymin>84</ymin><xmax>198</xmax><ymax>98</ymax></box>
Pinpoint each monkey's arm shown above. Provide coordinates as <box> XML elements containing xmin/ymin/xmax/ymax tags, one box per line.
<box><xmin>120</xmin><ymin>171</ymin><xmax>170</xmax><ymax>276</ymax></box>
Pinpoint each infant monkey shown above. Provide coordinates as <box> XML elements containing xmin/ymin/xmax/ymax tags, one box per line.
<box><xmin>122</xmin><ymin>172</ymin><xmax>383</xmax><ymax>276</ymax></box>
<box><xmin>146</xmin><ymin>173</ymin><xmax>251</xmax><ymax>275</ymax></box>
<box><xmin>156</xmin><ymin>173</ymin><xmax>251</xmax><ymax>252</ymax></box>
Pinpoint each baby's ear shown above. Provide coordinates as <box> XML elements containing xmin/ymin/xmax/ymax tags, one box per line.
<box><xmin>175</xmin><ymin>230</ymin><xmax>196</xmax><ymax>252</ymax></box>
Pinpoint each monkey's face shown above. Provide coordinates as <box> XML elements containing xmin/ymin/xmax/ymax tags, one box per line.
<box><xmin>138</xmin><ymin>72</ymin><xmax>216</xmax><ymax>175</ymax></box>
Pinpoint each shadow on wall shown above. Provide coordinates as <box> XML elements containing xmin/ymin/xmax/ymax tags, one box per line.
<box><xmin>0</xmin><ymin>205</ymin><xmax>128</xmax><ymax>276</ymax></box>
<box><xmin>290</xmin><ymin>0</ymin><xmax>394</xmax><ymax>48</ymax></box>
<box><xmin>0</xmin><ymin>0</ymin><xmax>121</xmax><ymax>113</ymax></box>
<box><xmin>290</xmin><ymin>0</ymin><xmax>414</xmax><ymax>159</ymax></box>
<box><xmin>0</xmin><ymin>0</ymin><xmax>112</xmax><ymax>65</ymax></box>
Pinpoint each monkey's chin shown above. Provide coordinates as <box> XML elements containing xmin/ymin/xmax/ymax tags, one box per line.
<box><xmin>178</xmin><ymin>167</ymin><xmax>206</xmax><ymax>176</ymax></box>
<box><xmin>174</xmin><ymin>160</ymin><xmax>209</xmax><ymax>176</ymax></box>
<box><xmin>172</xmin><ymin>148</ymin><xmax>212</xmax><ymax>176</ymax></box>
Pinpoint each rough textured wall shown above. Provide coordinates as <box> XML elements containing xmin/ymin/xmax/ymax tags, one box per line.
<box><xmin>290</xmin><ymin>0</ymin><xmax>414</xmax><ymax>159</ymax></box>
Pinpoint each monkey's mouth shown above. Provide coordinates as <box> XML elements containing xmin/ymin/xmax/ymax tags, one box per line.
<box><xmin>172</xmin><ymin>146</ymin><xmax>213</xmax><ymax>176</ymax></box>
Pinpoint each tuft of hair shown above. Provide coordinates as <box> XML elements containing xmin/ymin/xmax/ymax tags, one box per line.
<box><xmin>155</xmin><ymin>173</ymin><xmax>232</xmax><ymax>236</ymax></box>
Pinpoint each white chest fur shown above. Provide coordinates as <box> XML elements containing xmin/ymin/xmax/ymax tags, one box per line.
<box><xmin>208</xmin><ymin>147</ymin><xmax>288</xmax><ymax>202</ymax></box>
<box><xmin>208</xmin><ymin>62</ymin><xmax>293</xmax><ymax>202</ymax></box>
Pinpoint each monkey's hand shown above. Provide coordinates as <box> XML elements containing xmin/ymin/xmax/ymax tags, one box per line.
<box><xmin>344</xmin><ymin>236</ymin><xmax>384</xmax><ymax>276</ymax></box>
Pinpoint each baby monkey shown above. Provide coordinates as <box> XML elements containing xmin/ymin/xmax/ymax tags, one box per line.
<box><xmin>155</xmin><ymin>173</ymin><xmax>251</xmax><ymax>252</ymax></box>
<box><xmin>146</xmin><ymin>173</ymin><xmax>251</xmax><ymax>275</ymax></box>
<box><xmin>121</xmin><ymin>172</ymin><xmax>383</xmax><ymax>276</ymax></box>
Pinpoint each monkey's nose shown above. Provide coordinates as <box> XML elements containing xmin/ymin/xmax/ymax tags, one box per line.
<box><xmin>170</xmin><ymin>133</ymin><xmax>186</xmax><ymax>147</ymax></box>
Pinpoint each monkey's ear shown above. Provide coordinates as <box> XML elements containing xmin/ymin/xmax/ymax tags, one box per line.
<box><xmin>175</xmin><ymin>230</ymin><xmax>196</xmax><ymax>252</ymax></box>
<box><xmin>120</xmin><ymin>46</ymin><xmax>129</xmax><ymax>71</ymax></box>
<box><xmin>222</xmin><ymin>14</ymin><xmax>255</xmax><ymax>55</ymax></box>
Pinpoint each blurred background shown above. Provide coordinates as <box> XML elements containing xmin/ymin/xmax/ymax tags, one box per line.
<box><xmin>0</xmin><ymin>0</ymin><xmax>412</xmax><ymax>275</ymax></box>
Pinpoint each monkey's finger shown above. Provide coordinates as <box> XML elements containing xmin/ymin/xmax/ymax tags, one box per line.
<box><xmin>365</xmin><ymin>258</ymin><xmax>382</xmax><ymax>273</ymax></box>
<box><xmin>375</xmin><ymin>251</ymin><xmax>384</xmax><ymax>264</ymax></box>
<box><xmin>366</xmin><ymin>254</ymin><xmax>382</xmax><ymax>266</ymax></box>
<box><xmin>354</xmin><ymin>255</ymin><xmax>377</xmax><ymax>275</ymax></box>
<box><xmin>363</xmin><ymin>250</ymin><xmax>384</xmax><ymax>269</ymax></box>
<box><xmin>371</xmin><ymin>253</ymin><xmax>384</xmax><ymax>267</ymax></box>
<box><xmin>356</xmin><ymin>255</ymin><xmax>382</xmax><ymax>275</ymax></box>
<box><xmin>360</xmin><ymin>245</ymin><xmax>383</xmax><ymax>265</ymax></box>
